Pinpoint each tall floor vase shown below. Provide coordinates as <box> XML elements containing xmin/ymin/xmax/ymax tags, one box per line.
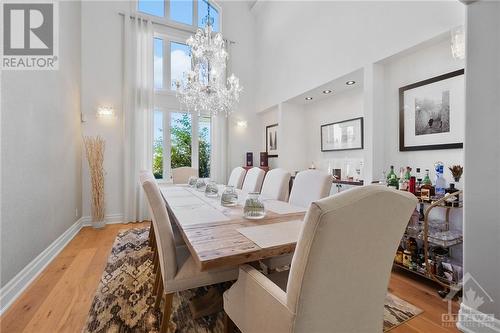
<box><xmin>84</xmin><ymin>136</ymin><xmax>106</xmax><ymax>229</ymax></box>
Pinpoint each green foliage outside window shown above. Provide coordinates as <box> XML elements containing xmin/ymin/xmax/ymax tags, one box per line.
<box><xmin>152</xmin><ymin>113</ymin><xmax>210</xmax><ymax>179</ymax></box>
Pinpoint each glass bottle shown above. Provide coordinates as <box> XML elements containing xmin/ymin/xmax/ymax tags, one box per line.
<box><xmin>445</xmin><ymin>183</ymin><xmax>460</xmax><ymax>207</ymax></box>
<box><xmin>387</xmin><ymin>165</ymin><xmax>396</xmax><ymax>183</ymax></box>
<box><xmin>243</xmin><ymin>193</ymin><xmax>265</xmax><ymax>219</ymax></box>
<box><xmin>404</xmin><ymin>166</ymin><xmax>412</xmax><ymax>180</ymax></box>
<box><xmin>415</xmin><ymin>168</ymin><xmax>422</xmax><ymax>197</ymax></box>
<box><xmin>399</xmin><ymin>168</ymin><xmax>407</xmax><ymax>191</ymax></box>
<box><xmin>221</xmin><ymin>185</ymin><xmax>238</xmax><ymax>206</ymax></box>
<box><xmin>434</xmin><ymin>161</ymin><xmax>446</xmax><ymax>198</ymax></box>
<box><xmin>420</xmin><ymin>169</ymin><xmax>434</xmax><ymax>200</ymax></box>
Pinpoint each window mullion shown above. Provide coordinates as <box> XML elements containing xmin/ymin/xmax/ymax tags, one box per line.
<box><xmin>192</xmin><ymin>114</ymin><xmax>199</xmax><ymax>173</ymax></box>
<box><xmin>164</xmin><ymin>110</ymin><xmax>172</xmax><ymax>181</ymax></box>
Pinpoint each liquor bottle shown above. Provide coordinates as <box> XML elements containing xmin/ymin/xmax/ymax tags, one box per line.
<box><xmin>418</xmin><ymin>202</ymin><xmax>425</xmax><ymax>221</ymax></box>
<box><xmin>404</xmin><ymin>166</ymin><xmax>412</xmax><ymax>180</ymax></box>
<box><xmin>387</xmin><ymin>166</ymin><xmax>398</xmax><ymax>189</ymax></box>
<box><xmin>398</xmin><ymin>168</ymin><xmax>406</xmax><ymax>191</ymax></box>
<box><xmin>415</xmin><ymin>168</ymin><xmax>423</xmax><ymax>197</ymax></box>
<box><xmin>445</xmin><ymin>183</ymin><xmax>460</xmax><ymax>207</ymax></box>
<box><xmin>409</xmin><ymin>176</ymin><xmax>416</xmax><ymax>194</ymax></box>
<box><xmin>434</xmin><ymin>161</ymin><xmax>446</xmax><ymax>198</ymax></box>
<box><xmin>420</xmin><ymin>169</ymin><xmax>434</xmax><ymax>200</ymax></box>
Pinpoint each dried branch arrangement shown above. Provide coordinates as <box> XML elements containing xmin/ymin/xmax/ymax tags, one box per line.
<box><xmin>449</xmin><ymin>164</ymin><xmax>464</xmax><ymax>182</ymax></box>
<box><xmin>84</xmin><ymin>136</ymin><xmax>105</xmax><ymax>225</ymax></box>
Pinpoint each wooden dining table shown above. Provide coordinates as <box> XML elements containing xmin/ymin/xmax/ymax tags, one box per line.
<box><xmin>159</xmin><ymin>184</ymin><xmax>307</xmax><ymax>271</ymax></box>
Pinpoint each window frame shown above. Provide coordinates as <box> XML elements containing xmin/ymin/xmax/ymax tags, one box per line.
<box><xmin>133</xmin><ymin>0</ymin><xmax>223</xmax><ymax>34</ymax></box>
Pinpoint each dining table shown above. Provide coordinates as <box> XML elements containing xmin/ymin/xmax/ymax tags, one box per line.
<box><xmin>159</xmin><ymin>184</ymin><xmax>307</xmax><ymax>271</ymax></box>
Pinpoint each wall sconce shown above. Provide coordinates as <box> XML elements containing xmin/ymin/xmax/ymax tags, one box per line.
<box><xmin>96</xmin><ymin>106</ymin><xmax>115</xmax><ymax>118</ymax></box>
<box><xmin>236</xmin><ymin>120</ymin><xmax>248</xmax><ymax>128</ymax></box>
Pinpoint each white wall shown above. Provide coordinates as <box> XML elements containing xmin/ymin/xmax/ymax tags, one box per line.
<box><xmin>253</xmin><ymin>1</ymin><xmax>465</xmax><ymax>112</ymax></box>
<box><xmin>382</xmin><ymin>37</ymin><xmax>465</xmax><ymax>181</ymax></box>
<box><xmin>304</xmin><ymin>87</ymin><xmax>364</xmax><ymax>178</ymax></box>
<box><xmin>1</xmin><ymin>1</ymin><xmax>82</xmax><ymax>285</ymax></box>
<box><xmin>81</xmin><ymin>1</ymin><xmax>257</xmax><ymax>219</ymax></box>
<box><xmin>462</xmin><ymin>0</ymin><xmax>500</xmax><ymax>323</ymax></box>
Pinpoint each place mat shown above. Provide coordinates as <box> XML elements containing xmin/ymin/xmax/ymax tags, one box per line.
<box><xmin>237</xmin><ymin>220</ymin><xmax>303</xmax><ymax>248</ymax></box>
<box><xmin>174</xmin><ymin>206</ymin><xmax>231</xmax><ymax>225</ymax></box>
<box><xmin>264</xmin><ymin>200</ymin><xmax>306</xmax><ymax>215</ymax></box>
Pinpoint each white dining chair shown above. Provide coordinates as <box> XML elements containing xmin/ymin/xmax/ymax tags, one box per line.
<box><xmin>261</xmin><ymin>169</ymin><xmax>332</xmax><ymax>272</ymax></box>
<box><xmin>172</xmin><ymin>166</ymin><xmax>198</xmax><ymax>184</ymax></box>
<box><xmin>241</xmin><ymin>167</ymin><xmax>266</xmax><ymax>193</ymax></box>
<box><xmin>288</xmin><ymin>169</ymin><xmax>332</xmax><ymax>208</ymax></box>
<box><xmin>260</xmin><ymin>168</ymin><xmax>291</xmax><ymax>201</ymax></box>
<box><xmin>140</xmin><ymin>171</ymin><xmax>238</xmax><ymax>333</ymax></box>
<box><xmin>223</xmin><ymin>185</ymin><xmax>418</xmax><ymax>333</ymax></box>
<box><xmin>227</xmin><ymin>166</ymin><xmax>247</xmax><ymax>189</ymax></box>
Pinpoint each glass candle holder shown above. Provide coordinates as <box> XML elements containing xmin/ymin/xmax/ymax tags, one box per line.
<box><xmin>205</xmin><ymin>180</ymin><xmax>219</xmax><ymax>198</ymax></box>
<box><xmin>195</xmin><ymin>178</ymin><xmax>206</xmax><ymax>191</ymax></box>
<box><xmin>221</xmin><ymin>185</ymin><xmax>238</xmax><ymax>207</ymax></box>
<box><xmin>243</xmin><ymin>192</ymin><xmax>265</xmax><ymax>220</ymax></box>
<box><xmin>188</xmin><ymin>176</ymin><xmax>198</xmax><ymax>187</ymax></box>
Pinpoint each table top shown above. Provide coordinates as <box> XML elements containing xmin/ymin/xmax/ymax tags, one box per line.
<box><xmin>160</xmin><ymin>184</ymin><xmax>306</xmax><ymax>271</ymax></box>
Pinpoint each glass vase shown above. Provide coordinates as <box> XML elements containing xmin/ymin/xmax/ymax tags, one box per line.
<box><xmin>243</xmin><ymin>192</ymin><xmax>265</xmax><ymax>220</ymax></box>
<box><xmin>205</xmin><ymin>180</ymin><xmax>219</xmax><ymax>198</ymax></box>
<box><xmin>188</xmin><ymin>176</ymin><xmax>198</xmax><ymax>187</ymax></box>
<box><xmin>195</xmin><ymin>178</ymin><xmax>206</xmax><ymax>191</ymax></box>
<box><xmin>221</xmin><ymin>185</ymin><xmax>238</xmax><ymax>207</ymax></box>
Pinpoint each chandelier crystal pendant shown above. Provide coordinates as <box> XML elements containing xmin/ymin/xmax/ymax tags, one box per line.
<box><xmin>175</xmin><ymin>9</ymin><xmax>242</xmax><ymax>117</ymax></box>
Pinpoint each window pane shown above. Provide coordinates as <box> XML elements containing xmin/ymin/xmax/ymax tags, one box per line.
<box><xmin>170</xmin><ymin>42</ymin><xmax>191</xmax><ymax>90</ymax></box>
<box><xmin>199</xmin><ymin>115</ymin><xmax>211</xmax><ymax>178</ymax></box>
<box><xmin>171</xmin><ymin>112</ymin><xmax>192</xmax><ymax>169</ymax></box>
<box><xmin>170</xmin><ymin>0</ymin><xmax>193</xmax><ymax>25</ymax></box>
<box><xmin>198</xmin><ymin>0</ymin><xmax>219</xmax><ymax>32</ymax></box>
<box><xmin>138</xmin><ymin>0</ymin><xmax>164</xmax><ymax>17</ymax></box>
<box><xmin>153</xmin><ymin>110</ymin><xmax>164</xmax><ymax>179</ymax></box>
<box><xmin>154</xmin><ymin>38</ymin><xmax>164</xmax><ymax>90</ymax></box>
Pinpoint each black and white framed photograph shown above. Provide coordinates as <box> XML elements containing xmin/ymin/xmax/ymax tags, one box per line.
<box><xmin>399</xmin><ymin>69</ymin><xmax>464</xmax><ymax>151</ymax></box>
<box><xmin>266</xmin><ymin>123</ymin><xmax>279</xmax><ymax>157</ymax></box>
<box><xmin>320</xmin><ymin>117</ymin><xmax>364</xmax><ymax>152</ymax></box>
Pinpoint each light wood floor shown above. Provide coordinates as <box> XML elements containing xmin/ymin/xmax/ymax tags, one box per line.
<box><xmin>0</xmin><ymin>222</ymin><xmax>459</xmax><ymax>333</ymax></box>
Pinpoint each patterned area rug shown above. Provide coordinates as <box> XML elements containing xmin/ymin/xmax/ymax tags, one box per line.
<box><xmin>83</xmin><ymin>228</ymin><xmax>422</xmax><ymax>332</ymax></box>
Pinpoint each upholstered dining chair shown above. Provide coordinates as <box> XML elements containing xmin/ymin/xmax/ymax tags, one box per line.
<box><xmin>140</xmin><ymin>171</ymin><xmax>239</xmax><ymax>333</ymax></box>
<box><xmin>241</xmin><ymin>167</ymin><xmax>266</xmax><ymax>193</ymax></box>
<box><xmin>260</xmin><ymin>168</ymin><xmax>291</xmax><ymax>201</ymax></box>
<box><xmin>172</xmin><ymin>166</ymin><xmax>198</xmax><ymax>184</ymax></box>
<box><xmin>227</xmin><ymin>166</ymin><xmax>246</xmax><ymax>189</ymax></box>
<box><xmin>223</xmin><ymin>185</ymin><xmax>418</xmax><ymax>333</ymax></box>
<box><xmin>261</xmin><ymin>169</ymin><xmax>332</xmax><ymax>272</ymax></box>
<box><xmin>288</xmin><ymin>169</ymin><xmax>332</xmax><ymax>208</ymax></box>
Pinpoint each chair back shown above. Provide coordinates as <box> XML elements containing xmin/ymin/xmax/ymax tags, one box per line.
<box><xmin>140</xmin><ymin>171</ymin><xmax>178</xmax><ymax>283</ymax></box>
<box><xmin>241</xmin><ymin>167</ymin><xmax>266</xmax><ymax>193</ymax></box>
<box><xmin>172</xmin><ymin>167</ymin><xmax>198</xmax><ymax>184</ymax></box>
<box><xmin>260</xmin><ymin>168</ymin><xmax>291</xmax><ymax>201</ymax></box>
<box><xmin>286</xmin><ymin>185</ymin><xmax>417</xmax><ymax>332</ymax></box>
<box><xmin>288</xmin><ymin>170</ymin><xmax>332</xmax><ymax>208</ymax></box>
<box><xmin>227</xmin><ymin>167</ymin><xmax>246</xmax><ymax>189</ymax></box>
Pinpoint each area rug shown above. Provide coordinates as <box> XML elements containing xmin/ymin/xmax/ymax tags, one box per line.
<box><xmin>83</xmin><ymin>227</ymin><xmax>422</xmax><ymax>333</ymax></box>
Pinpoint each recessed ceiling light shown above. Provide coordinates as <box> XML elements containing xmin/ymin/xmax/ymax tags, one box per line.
<box><xmin>305</xmin><ymin>97</ymin><xmax>313</xmax><ymax>100</ymax></box>
<box><xmin>322</xmin><ymin>90</ymin><xmax>333</xmax><ymax>94</ymax></box>
<box><xmin>346</xmin><ymin>80</ymin><xmax>356</xmax><ymax>85</ymax></box>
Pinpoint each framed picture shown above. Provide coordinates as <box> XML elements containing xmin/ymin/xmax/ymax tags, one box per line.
<box><xmin>266</xmin><ymin>123</ymin><xmax>278</xmax><ymax>157</ymax></box>
<box><xmin>320</xmin><ymin>117</ymin><xmax>364</xmax><ymax>152</ymax></box>
<box><xmin>399</xmin><ymin>69</ymin><xmax>464</xmax><ymax>151</ymax></box>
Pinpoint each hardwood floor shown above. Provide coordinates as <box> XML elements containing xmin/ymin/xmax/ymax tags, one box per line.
<box><xmin>0</xmin><ymin>222</ymin><xmax>459</xmax><ymax>333</ymax></box>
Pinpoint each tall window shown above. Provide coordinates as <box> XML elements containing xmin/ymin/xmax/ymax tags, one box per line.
<box><xmin>143</xmin><ymin>0</ymin><xmax>219</xmax><ymax>180</ymax></box>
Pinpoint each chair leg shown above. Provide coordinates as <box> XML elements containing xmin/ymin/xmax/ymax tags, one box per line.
<box><xmin>160</xmin><ymin>293</ymin><xmax>174</xmax><ymax>333</ymax></box>
<box><xmin>224</xmin><ymin>312</ymin><xmax>236</xmax><ymax>333</ymax></box>
<box><xmin>155</xmin><ymin>279</ymin><xmax>164</xmax><ymax>309</ymax></box>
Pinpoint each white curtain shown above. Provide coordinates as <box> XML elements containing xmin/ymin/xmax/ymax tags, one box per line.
<box><xmin>210</xmin><ymin>40</ymin><xmax>233</xmax><ymax>184</ymax></box>
<box><xmin>122</xmin><ymin>16</ymin><xmax>153</xmax><ymax>222</ymax></box>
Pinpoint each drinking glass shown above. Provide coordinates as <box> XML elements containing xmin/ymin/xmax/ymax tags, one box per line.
<box><xmin>221</xmin><ymin>185</ymin><xmax>238</xmax><ymax>207</ymax></box>
<box><xmin>243</xmin><ymin>192</ymin><xmax>265</xmax><ymax>220</ymax></box>
<box><xmin>205</xmin><ymin>180</ymin><xmax>219</xmax><ymax>198</ymax></box>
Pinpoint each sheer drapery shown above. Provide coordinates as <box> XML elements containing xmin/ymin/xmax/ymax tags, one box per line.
<box><xmin>122</xmin><ymin>16</ymin><xmax>153</xmax><ymax>222</ymax></box>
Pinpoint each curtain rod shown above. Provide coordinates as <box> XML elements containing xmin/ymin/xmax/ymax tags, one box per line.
<box><xmin>118</xmin><ymin>12</ymin><xmax>236</xmax><ymax>45</ymax></box>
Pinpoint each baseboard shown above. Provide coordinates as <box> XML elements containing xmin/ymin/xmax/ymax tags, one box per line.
<box><xmin>81</xmin><ymin>213</ymin><xmax>125</xmax><ymax>227</ymax></box>
<box><xmin>0</xmin><ymin>217</ymin><xmax>84</xmax><ymax>315</ymax></box>
<box><xmin>457</xmin><ymin>303</ymin><xmax>500</xmax><ymax>333</ymax></box>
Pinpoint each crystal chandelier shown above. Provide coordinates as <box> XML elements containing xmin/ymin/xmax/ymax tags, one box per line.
<box><xmin>175</xmin><ymin>9</ymin><xmax>242</xmax><ymax>117</ymax></box>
